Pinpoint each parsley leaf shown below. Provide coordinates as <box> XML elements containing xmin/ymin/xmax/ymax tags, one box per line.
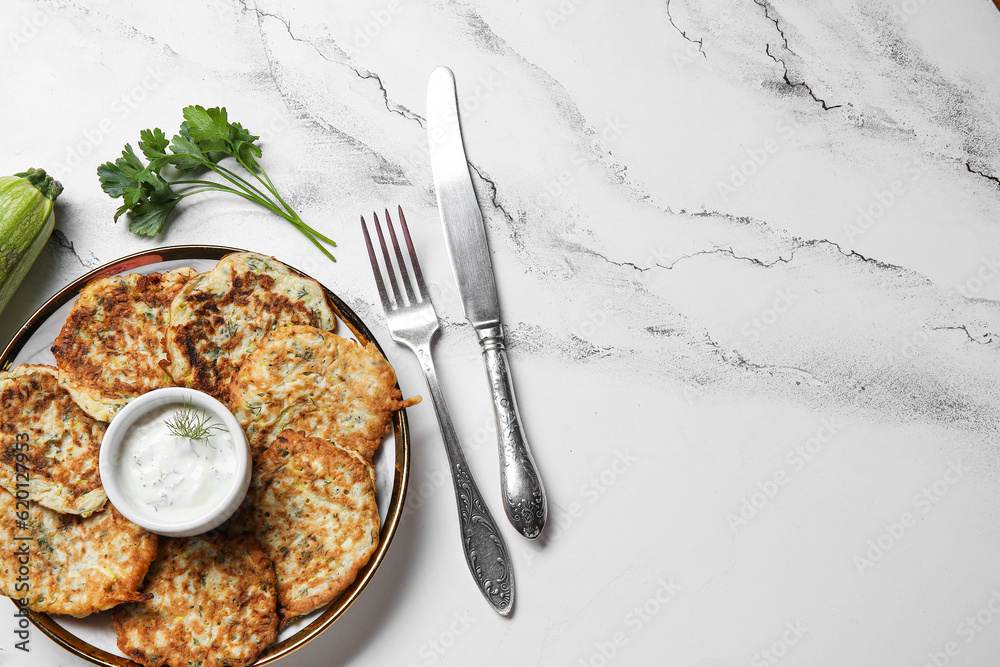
<box><xmin>182</xmin><ymin>105</ymin><xmax>231</xmax><ymax>151</ymax></box>
<box><xmin>98</xmin><ymin>144</ymin><xmax>180</xmax><ymax>233</ymax></box>
<box><xmin>128</xmin><ymin>199</ymin><xmax>180</xmax><ymax>236</ymax></box>
<box><xmin>168</xmin><ymin>124</ymin><xmax>211</xmax><ymax>171</ymax></box>
<box><xmin>230</xmin><ymin>122</ymin><xmax>262</xmax><ymax>172</ymax></box>
<box><xmin>138</xmin><ymin>128</ymin><xmax>170</xmax><ymax>166</ymax></box>
<box><xmin>97</xmin><ymin>105</ymin><xmax>336</xmax><ymax>260</ymax></box>
<box><xmin>96</xmin><ymin>160</ymin><xmax>136</xmax><ymax>199</ymax></box>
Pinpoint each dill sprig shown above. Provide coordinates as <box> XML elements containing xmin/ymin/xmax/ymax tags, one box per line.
<box><xmin>164</xmin><ymin>400</ymin><xmax>225</xmax><ymax>441</ymax></box>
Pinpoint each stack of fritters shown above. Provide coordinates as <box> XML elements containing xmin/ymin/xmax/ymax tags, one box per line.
<box><xmin>0</xmin><ymin>364</ymin><xmax>108</xmax><ymax>517</ymax></box>
<box><xmin>113</xmin><ymin>534</ymin><xmax>277</xmax><ymax>667</ymax></box>
<box><xmin>0</xmin><ymin>251</ymin><xmax>417</xmax><ymax>666</ymax></box>
<box><xmin>232</xmin><ymin>429</ymin><xmax>381</xmax><ymax>623</ymax></box>
<box><xmin>0</xmin><ymin>490</ymin><xmax>157</xmax><ymax>615</ymax></box>
<box><xmin>230</xmin><ymin>324</ymin><xmax>420</xmax><ymax>462</ymax></box>
<box><xmin>224</xmin><ymin>323</ymin><xmax>420</xmax><ymax>624</ymax></box>
<box><xmin>165</xmin><ymin>252</ymin><xmax>337</xmax><ymax>401</ymax></box>
<box><xmin>0</xmin><ymin>368</ymin><xmax>158</xmax><ymax>615</ymax></box>
<box><xmin>51</xmin><ymin>267</ymin><xmax>198</xmax><ymax>422</ymax></box>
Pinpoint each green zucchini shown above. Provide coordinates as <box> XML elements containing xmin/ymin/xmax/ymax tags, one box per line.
<box><xmin>0</xmin><ymin>168</ymin><xmax>62</xmax><ymax>316</ymax></box>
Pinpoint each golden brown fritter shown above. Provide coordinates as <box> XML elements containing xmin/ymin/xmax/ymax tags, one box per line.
<box><xmin>166</xmin><ymin>252</ymin><xmax>337</xmax><ymax>402</ymax></box>
<box><xmin>245</xmin><ymin>430</ymin><xmax>379</xmax><ymax>623</ymax></box>
<box><xmin>0</xmin><ymin>489</ymin><xmax>157</xmax><ymax>616</ymax></box>
<box><xmin>230</xmin><ymin>325</ymin><xmax>419</xmax><ymax>462</ymax></box>
<box><xmin>0</xmin><ymin>365</ymin><xmax>106</xmax><ymax>516</ymax></box>
<box><xmin>50</xmin><ymin>268</ymin><xmax>197</xmax><ymax>422</ymax></box>
<box><xmin>113</xmin><ymin>534</ymin><xmax>278</xmax><ymax>667</ymax></box>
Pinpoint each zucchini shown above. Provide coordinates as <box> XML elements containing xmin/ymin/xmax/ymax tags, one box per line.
<box><xmin>0</xmin><ymin>168</ymin><xmax>62</xmax><ymax>316</ymax></box>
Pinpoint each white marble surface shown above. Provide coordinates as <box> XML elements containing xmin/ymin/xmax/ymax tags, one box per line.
<box><xmin>2</xmin><ymin>0</ymin><xmax>1000</xmax><ymax>665</ymax></box>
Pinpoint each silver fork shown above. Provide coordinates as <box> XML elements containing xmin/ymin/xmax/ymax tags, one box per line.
<box><xmin>362</xmin><ymin>206</ymin><xmax>514</xmax><ymax>616</ymax></box>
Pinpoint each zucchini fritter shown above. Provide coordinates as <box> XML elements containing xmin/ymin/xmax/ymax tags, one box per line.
<box><xmin>0</xmin><ymin>365</ymin><xmax>106</xmax><ymax>516</ymax></box>
<box><xmin>50</xmin><ymin>268</ymin><xmax>197</xmax><ymax>422</ymax></box>
<box><xmin>247</xmin><ymin>430</ymin><xmax>379</xmax><ymax>623</ymax></box>
<box><xmin>0</xmin><ymin>490</ymin><xmax>157</xmax><ymax>616</ymax></box>
<box><xmin>230</xmin><ymin>325</ymin><xmax>419</xmax><ymax>462</ymax></box>
<box><xmin>113</xmin><ymin>534</ymin><xmax>278</xmax><ymax>667</ymax></box>
<box><xmin>165</xmin><ymin>252</ymin><xmax>336</xmax><ymax>401</ymax></box>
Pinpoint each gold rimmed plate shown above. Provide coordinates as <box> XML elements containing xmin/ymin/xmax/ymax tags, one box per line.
<box><xmin>0</xmin><ymin>245</ymin><xmax>410</xmax><ymax>666</ymax></box>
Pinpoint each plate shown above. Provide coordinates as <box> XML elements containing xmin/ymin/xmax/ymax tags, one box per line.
<box><xmin>0</xmin><ymin>245</ymin><xmax>410</xmax><ymax>666</ymax></box>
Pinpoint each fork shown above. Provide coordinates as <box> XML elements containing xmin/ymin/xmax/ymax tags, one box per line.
<box><xmin>362</xmin><ymin>206</ymin><xmax>514</xmax><ymax>616</ymax></box>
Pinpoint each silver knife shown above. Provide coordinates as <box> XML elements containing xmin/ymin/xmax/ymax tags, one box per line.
<box><xmin>427</xmin><ymin>66</ymin><xmax>547</xmax><ymax>540</ymax></box>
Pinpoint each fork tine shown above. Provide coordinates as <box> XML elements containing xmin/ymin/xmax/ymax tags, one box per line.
<box><xmin>360</xmin><ymin>215</ymin><xmax>393</xmax><ymax>313</ymax></box>
<box><xmin>372</xmin><ymin>211</ymin><xmax>405</xmax><ymax>307</ymax></box>
<box><xmin>385</xmin><ymin>208</ymin><xmax>416</xmax><ymax>305</ymax></box>
<box><xmin>397</xmin><ymin>206</ymin><xmax>429</xmax><ymax>301</ymax></box>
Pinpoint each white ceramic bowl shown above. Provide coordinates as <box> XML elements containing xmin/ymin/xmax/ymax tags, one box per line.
<box><xmin>98</xmin><ymin>387</ymin><xmax>251</xmax><ymax>537</ymax></box>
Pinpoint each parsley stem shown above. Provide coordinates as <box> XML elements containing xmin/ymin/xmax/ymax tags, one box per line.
<box><xmin>296</xmin><ymin>226</ymin><xmax>338</xmax><ymax>262</ymax></box>
<box><xmin>248</xmin><ymin>165</ymin><xmax>337</xmax><ymax>248</ymax></box>
<box><xmin>280</xmin><ymin>201</ymin><xmax>338</xmax><ymax>247</ymax></box>
<box><xmin>251</xmin><ymin>166</ymin><xmax>296</xmax><ymax>218</ymax></box>
<box><xmin>171</xmin><ymin>180</ymin><xmax>255</xmax><ymax>199</ymax></box>
<box><xmin>176</xmin><ymin>187</ymin><xmax>264</xmax><ymax>205</ymax></box>
<box><xmin>289</xmin><ymin>220</ymin><xmax>338</xmax><ymax>261</ymax></box>
<box><xmin>171</xmin><ymin>179</ymin><xmax>271</xmax><ymax>207</ymax></box>
<box><xmin>175</xmin><ymin>188</ymin><xmax>235</xmax><ymax>199</ymax></box>
<box><xmin>174</xmin><ymin>170</ymin><xmax>337</xmax><ymax>262</ymax></box>
<box><xmin>236</xmin><ymin>162</ymin><xmax>337</xmax><ymax>257</ymax></box>
<box><xmin>172</xmin><ymin>176</ymin><xmax>276</xmax><ymax>213</ymax></box>
<box><xmin>204</xmin><ymin>161</ymin><xmax>274</xmax><ymax>204</ymax></box>
<box><xmin>98</xmin><ymin>106</ymin><xmax>340</xmax><ymax>259</ymax></box>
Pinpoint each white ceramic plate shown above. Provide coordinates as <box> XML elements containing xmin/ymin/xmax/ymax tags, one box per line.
<box><xmin>0</xmin><ymin>245</ymin><xmax>410</xmax><ymax>667</ymax></box>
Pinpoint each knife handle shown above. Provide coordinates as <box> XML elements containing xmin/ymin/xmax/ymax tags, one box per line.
<box><xmin>478</xmin><ymin>325</ymin><xmax>547</xmax><ymax>539</ymax></box>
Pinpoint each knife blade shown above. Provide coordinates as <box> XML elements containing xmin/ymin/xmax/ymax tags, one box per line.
<box><xmin>427</xmin><ymin>66</ymin><xmax>547</xmax><ymax>539</ymax></box>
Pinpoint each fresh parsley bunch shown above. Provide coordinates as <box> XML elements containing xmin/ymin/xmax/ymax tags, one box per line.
<box><xmin>97</xmin><ymin>105</ymin><xmax>335</xmax><ymax>261</ymax></box>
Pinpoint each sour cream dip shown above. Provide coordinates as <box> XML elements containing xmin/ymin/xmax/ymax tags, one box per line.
<box><xmin>99</xmin><ymin>387</ymin><xmax>251</xmax><ymax>537</ymax></box>
<box><xmin>116</xmin><ymin>403</ymin><xmax>235</xmax><ymax>522</ymax></box>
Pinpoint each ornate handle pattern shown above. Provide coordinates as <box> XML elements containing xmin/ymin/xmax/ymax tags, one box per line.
<box><xmin>452</xmin><ymin>459</ymin><xmax>513</xmax><ymax>610</ymax></box>
<box><xmin>478</xmin><ymin>325</ymin><xmax>547</xmax><ymax>539</ymax></box>
<box><xmin>417</xmin><ymin>344</ymin><xmax>514</xmax><ymax>614</ymax></box>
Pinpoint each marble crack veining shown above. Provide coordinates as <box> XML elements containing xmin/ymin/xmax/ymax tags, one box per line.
<box><xmin>751</xmin><ymin>0</ymin><xmax>791</xmax><ymax>51</ymax></box>
<box><xmin>763</xmin><ymin>44</ymin><xmax>842</xmax><ymax>111</ymax></box>
<box><xmin>749</xmin><ymin>0</ymin><xmax>842</xmax><ymax>110</ymax></box>
<box><xmin>931</xmin><ymin>325</ymin><xmax>996</xmax><ymax>346</ymax></box>
<box><xmin>468</xmin><ymin>162</ymin><xmax>519</xmax><ymax>237</ymax></box>
<box><xmin>665</xmin><ymin>0</ymin><xmax>707</xmax><ymax>58</ymax></box>
<box><xmin>4</xmin><ymin>0</ymin><xmax>1000</xmax><ymax>665</ymax></box>
<box><xmin>244</xmin><ymin>2</ymin><xmax>426</xmax><ymax>126</ymax></box>
<box><xmin>48</xmin><ymin>229</ymin><xmax>99</xmax><ymax>270</ymax></box>
<box><xmin>967</xmin><ymin>161</ymin><xmax>1000</xmax><ymax>188</ymax></box>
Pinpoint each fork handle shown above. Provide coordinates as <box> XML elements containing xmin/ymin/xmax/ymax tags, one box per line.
<box><xmin>477</xmin><ymin>325</ymin><xmax>547</xmax><ymax>540</ymax></box>
<box><xmin>414</xmin><ymin>343</ymin><xmax>514</xmax><ymax>615</ymax></box>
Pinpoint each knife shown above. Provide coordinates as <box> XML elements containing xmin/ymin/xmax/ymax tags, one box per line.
<box><xmin>426</xmin><ymin>66</ymin><xmax>547</xmax><ymax>540</ymax></box>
